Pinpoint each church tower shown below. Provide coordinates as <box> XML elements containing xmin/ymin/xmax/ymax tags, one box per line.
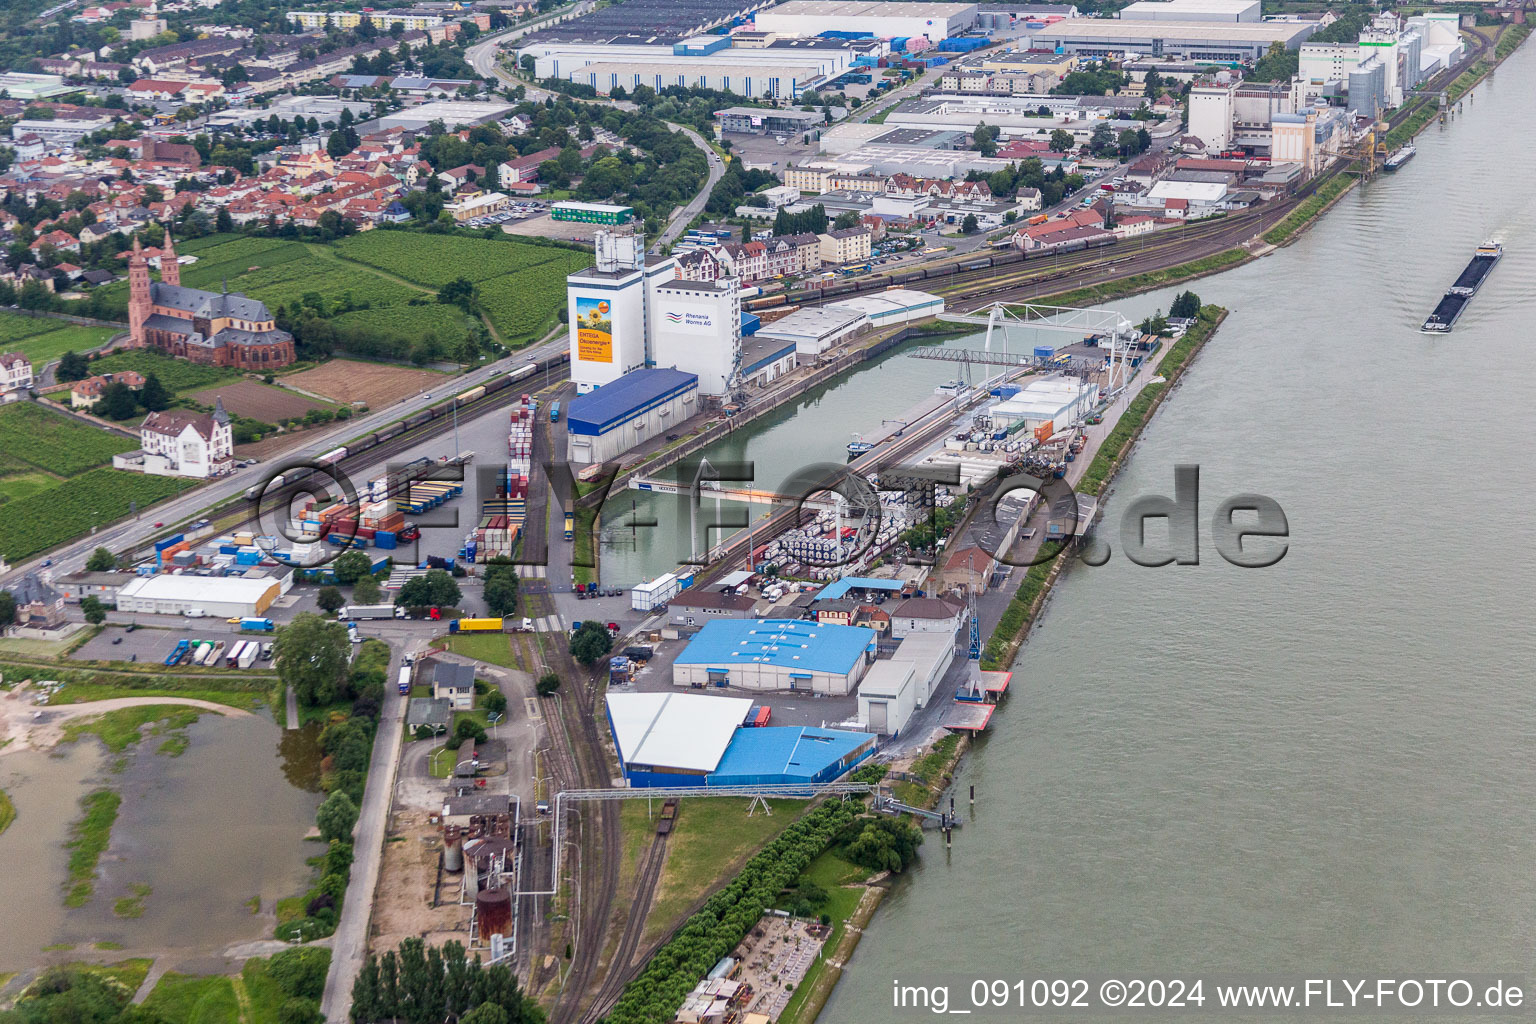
<box><xmin>127</xmin><ymin>236</ymin><xmax>151</xmax><ymax>348</ymax></box>
<box><xmin>159</xmin><ymin>229</ymin><xmax>180</xmax><ymax>287</ymax></box>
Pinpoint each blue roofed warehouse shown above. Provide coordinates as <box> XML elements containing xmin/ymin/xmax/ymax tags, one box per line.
<box><xmin>672</xmin><ymin>618</ymin><xmax>877</xmax><ymax>695</ymax></box>
<box><xmin>565</xmin><ymin>367</ymin><xmax>698</xmax><ymax>465</ymax></box>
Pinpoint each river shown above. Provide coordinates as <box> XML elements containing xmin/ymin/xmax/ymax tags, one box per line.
<box><xmin>0</xmin><ymin>713</ymin><xmax>322</xmax><ymax>968</ymax></box>
<box><xmin>815</xmin><ymin>42</ymin><xmax>1536</xmax><ymax>1022</ymax></box>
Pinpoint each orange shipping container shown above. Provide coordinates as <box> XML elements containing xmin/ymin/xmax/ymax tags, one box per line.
<box><xmin>1034</xmin><ymin>421</ymin><xmax>1055</xmax><ymax>443</ymax></box>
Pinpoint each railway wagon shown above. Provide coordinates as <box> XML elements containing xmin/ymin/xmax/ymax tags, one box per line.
<box><xmin>456</xmin><ymin>385</ymin><xmax>487</xmax><ymax>405</ymax></box>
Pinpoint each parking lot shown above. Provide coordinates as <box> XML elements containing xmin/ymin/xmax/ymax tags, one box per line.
<box><xmin>465</xmin><ymin>200</ymin><xmax>548</xmax><ymax>231</ymax></box>
<box><xmin>68</xmin><ymin>625</ymin><xmax>236</xmax><ymax>665</ymax></box>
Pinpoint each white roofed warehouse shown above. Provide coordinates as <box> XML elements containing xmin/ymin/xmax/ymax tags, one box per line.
<box><xmin>754</xmin><ymin>1</ymin><xmax>981</xmax><ymax>41</ymax></box>
<box><xmin>114</xmin><ymin>573</ymin><xmax>284</xmax><ymax>618</ymax></box>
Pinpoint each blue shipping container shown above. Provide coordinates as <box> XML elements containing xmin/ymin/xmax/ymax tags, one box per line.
<box><xmin>375</xmin><ymin>531</ymin><xmax>397</xmax><ymax>550</ymax></box>
<box><xmin>154</xmin><ymin>533</ymin><xmax>185</xmax><ymax>552</ymax></box>
<box><xmin>1034</xmin><ymin>346</ymin><xmax>1056</xmax><ymax>360</ymax></box>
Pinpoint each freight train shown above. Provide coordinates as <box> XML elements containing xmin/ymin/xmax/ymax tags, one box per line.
<box><xmin>742</xmin><ymin>237</ymin><xmax>1118</xmax><ymax>311</ymax></box>
<box><xmin>243</xmin><ymin>354</ymin><xmax>567</xmax><ymax>500</ymax></box>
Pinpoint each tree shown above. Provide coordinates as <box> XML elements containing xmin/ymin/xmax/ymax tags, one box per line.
<box><xmin>274</xmin><ymin>613</ymin><xmax>351</xmax><ymax>705</ymax></box>
<box><xmin>1169</xmin><ymin>290</ymin><xmax>1202</xmax><ymax>319</ymax></box>
<box><xmin>56</xmin><ymin>351</ymin><xmax>90</xmax><ymax>382</ymax></box>
<box><xmin>138</xmin><ymin>373</ymin><xmax>170</xmax><ymax>412</ymax></box>
<box><xmin>268</xmin><ymin>947</ymin><xmax>331</xmax><ymax>1000</ymax></box>
<box><xmin>842</xmin><ymin>815</ymin><xmax>923</xmax><ymax>873</ymax></box>
<box><xmin>80</xmin><ymin>596</ymin><xmax>108</xmax><ymax>624</ymax></box>
<box><xmin>961</xmin><ymin>213</ymin><xmax>979</xmax><ymax>234</ymax></box>
<box><xmin>327</xmin><ymin>130</ymin><xmax>350</xmax><ymax>158</ymax></box>
<box><xmin>1138</xmin><ymin>309</ymin><xmax>1171</xmax><ymax>336</ymax></box>
<box><xmin>1049</xmin><ymin>128</ymin><xmax>1075</xmax><ymax>153</ymax></box>
<box><xmin>277</xmin><ymin>998</ymin><xmax>323</xmax><ymax>1024</ymax></box>
<box><xmin>460</xmin><ymin>1004</ymin><xmax>508</xmax><ymax>1024</ymax></box>
<box><xmin>832</xmin><ymin>210</ymin><xmax>861</xmax><ymax>230</ymax></box>
<box><xmin>352</xmin><ymin>574</ymin><xmax>382</xmax><ymax>605</ymax></box>
<box><xmin>536</xmin><ymin>672</ymin><xmax>560</xmax><ymax>696</ymax></box>
<box><xmin>971</xmin><ymin>121</ymin><xmax>998</xmax><ymax>157</ymax></box>
<box><xmin>98</xmin><ymin>381</ymin><xmax>139</xmax><ymax>420</ymax></box>
<box><xmin>216</xmin><ymin>207</ymin><xmax>234</xmax><ymax>233</ymax></box>
<box><xmin>569</xmin><ymin>621</ymin><xmax>612</xmax><ymax>665</ymax></box>
<box><xmin>482</xmin><ymin>687</ymin><xmax>507</xmax><ymax>717</ymax></box>
<box><xmin>438</xmin><ymin>276</ymin><xmax>477</xmax><ymax>313</ymax></box>
<box><xmin>1088</xmin><ymin>123</ymin><xmax>1116</xmax><ymax>158</ymax></box>
<box><xmin>86</xmin><ymin>547</ymin><xmax>116</xmax><ymax>571</ymax></box>
<box><xmin>316</xmin><ymin>789</ymin><xmax>359</xmax><ymax>842</ymax></box>
<box><xmin>332</xmin><ymin>550</ymin><xmax>373</xmax><ymax>586</ymax></box>
<box><xmin>482</xmin><ymin>558</ymin><xmax>520</xmax><ymax>616</ymax></box>
<box><xmin>394</xmin><ymin>569</ymin><xmax>459</xmax><ymax>610</ymax></box>
<box><xmin>0</xmin><ymin>591</ymin><xmax>13</xmax><ymax>627</ymax></box>
<box><xmin>1144</xmin><ymin>68</ymin><xmax>1164</xmax><ymax>99</ymax></box>
<box><xmin>1251</xmin><ymin>40</ymin><xmax>1298</xmax><ymax>83</ymax></box>
<box><xmin>317</xmin><ymin>586</ymin><xmax>345</xmax><ymax>614</ymax></box>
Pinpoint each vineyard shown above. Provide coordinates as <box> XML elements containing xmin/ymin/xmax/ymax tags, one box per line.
<box><xmin>0</xmin><ymin>468</ymin><xmax>183</xmax><ymax>561</ymax></box>
<box><xmin>331</xmin><ymin>303</ymin><xmax>473</xmax><ymax>347</ymax></box>
<box><xmin>0</xmin><ymin>311</ymin><xmax>119</xmax><ymax>365</ymax></box>
<box><xmin>91</xmin><ymin>349</ymin><xmax>242</xmax><ymax>394</ymax></box>
<box><xmin>0</xmin><ymin>402</ymin><xmax>138</xmax><ymax>476</ymax></box>
<box><xmin>334</xmin><ymin>232</ymin><xmax>588</xmax><ymax>287</ymax></box>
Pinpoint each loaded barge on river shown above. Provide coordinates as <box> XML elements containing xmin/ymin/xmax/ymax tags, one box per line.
<box><xmin>1422</xmin><ymin>242</ymin><xmax>1502</xmax><ymax>333</ymax></box>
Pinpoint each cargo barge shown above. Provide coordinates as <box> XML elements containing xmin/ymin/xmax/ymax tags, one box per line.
<box><xmin>1422</xmin><ymin>242</ymin><xmax>1502</xmax><ymax>333</ymax></box>
<box><xmin>1384</xmin><ymin>144</ymin><xmax>1416</xmax><ymax>171</ymax></box>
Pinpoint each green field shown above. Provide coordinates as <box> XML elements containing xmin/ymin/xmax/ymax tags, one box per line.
<box><xmin>143</xmin><ymin>973</ymin><xmax>241</xmax><ymax>1024</ymax></box>
<box><xmin>0</xmin><ymin>402</ymin><xmax>139</xmax><ymax>476</ymax></box>
<box><xmin>330</xmin><ymin>303</ymin><xmax>474</xmax><ymax>347</ymax></box>
<box><xmin>0</xmin><ymin>311</ymin><xmax>119</xmax><ymax>365</ymax></box>
<box><xmin>90</xmin><ymin>232</ymin><xmax>593</xmax><ymax>359</ymax></box>
<box><xmin>0</xmin><ymin>466</ymin><xmax>185</xmax><ymax>561</ymax></box>
<box><xmin>90</xmin><ymin>349</ymin><xmax>243</xmax><ymax>394</ymax></box>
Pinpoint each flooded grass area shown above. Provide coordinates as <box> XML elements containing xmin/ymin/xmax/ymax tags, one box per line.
<box><xmin>0</xmin><ymin>714</ymin><xmax>322</xmax><ymax>969</ymax></box>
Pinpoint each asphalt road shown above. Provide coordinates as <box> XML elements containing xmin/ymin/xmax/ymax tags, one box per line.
<box><xmin>320</xmin><ymin>634</ymin><xmax>430</xmax><ymax>1024</ymax></box>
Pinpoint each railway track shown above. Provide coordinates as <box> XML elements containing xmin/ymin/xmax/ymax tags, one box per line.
<box><xmin>580</xmin><ymin>833</ymin><xmax>670</xmax><ymax>1024</ymax></box>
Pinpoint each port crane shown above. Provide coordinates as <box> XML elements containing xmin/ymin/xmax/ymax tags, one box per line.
<box><xmin>911</xmin><ymin>300</ymin><xmax>1141</xmax><ymax>396</ymax></box>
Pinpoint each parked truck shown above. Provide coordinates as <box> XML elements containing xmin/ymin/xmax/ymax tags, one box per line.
<box><xmin>201</xmin><ymin>641</ymin><xmax>225</xmax><ymax>666</ymax></box>
<box><xmin>397</xmin><ymin>661</ymin><xmax>413</xmax><ymax>695</ymax></box>
<box><xmin>339</xmin><ymin>604</ymin><xmax>407</xmax><ymax>621</ymax></box>
<box><xmin>448</xmin><ymin>617</ymin><xmax>503</xmax><ymax>633</ymax></box>
<box><xmin>165</xmin><ymin>639</ymin><xmax>190</xmax><ymax>666</ymax></box>
<box><xmin>239</xmin><ymin>617</ymin><xmax>275</xmax><ymax>632</ymax></box>
<box><xmin>225</xmin><ymin>641</ymin><xmax>248</xmax><ymax>667</ymax></box>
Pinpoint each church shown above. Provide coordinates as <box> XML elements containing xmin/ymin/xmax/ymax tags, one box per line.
<box><xmin>127</xmin><ymin>232</ymin><xmax>296</xmax><ymax>369</ymax></box>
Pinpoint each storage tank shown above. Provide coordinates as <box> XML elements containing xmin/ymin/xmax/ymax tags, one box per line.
<box><xmin>443</xmin><ymin>826</ymin><xmax>464</xmax><ymax>872</ymax></box>
<box><xmin>476</xmin><ymin>887</ymin><xmax>513</xmax><ymax>937</ymax></box>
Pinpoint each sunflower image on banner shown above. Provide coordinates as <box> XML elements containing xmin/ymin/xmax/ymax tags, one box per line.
<box><xmin>575</xmin><ymin>296</ymin><xmax>613</xmax><ymax>363</ymax></box>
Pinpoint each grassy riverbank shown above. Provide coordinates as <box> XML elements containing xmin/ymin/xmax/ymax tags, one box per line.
<box><xmin>1035</xmin><ymin>248</ymin><xmax>1249</xmax><ymax>309</ymax></box>
<box><xmin>1263</xmin><ymin>175</ymin><xmax>1356</xmax><ymax>247</ymax></box>
<box><xmin>0</xmin><ymin>787</ymin><xmax>14</xmax><ymax>836</ymax></box>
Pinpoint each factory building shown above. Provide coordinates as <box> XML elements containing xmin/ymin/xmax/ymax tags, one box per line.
<box><xmin>826</xmin><ymin>289</ymin><xmax>945</xmax><ymax>327</ymax></box>
<box><xmin>753</xmin><ymin>0</ymin><xmax>981</xmax><ymax>41</ymax></box>
<box><xmin>649</xmin><ymin>279</ymin><xmax>741</xmax><ymax>395</ymax></box>
<box><xmin>519</xmin><ymin>37</ymin><xmax>856</xmax><ymax>85</ymax></box>
<box><xmin>714</xmin><ymin>107</ymin><xmax>826</xmax><ymax>136</ymax></box>
<box><xmin>752</xmin><ymin>306</ymin><xmax>867</xmax><ymax>361</ymax></box>
<box><xmin>566</xmin><ymin>230</ymin><xmax>679</xmax><ymax>393</ymax></box>
<box><xmin>607</xmin><ymin>691</ymin><xmax>876</xmax><ymax>787</ymax></box>
<box><xmin>1117</xmin><ymin>0</ymin><xmax>1259</xmax><ymax>22</ymax></box>
<box><xmin>114</xmin><ymin>573</ymin><xmax>283</xmax><ymax>617</ymax></box>
<box><xmin>1026</xmin><ymin>17</ymin><xmax>1315</xmax><ymax>60</ymax></box>
<box><xmin>740</xmin><ymin>335</ymin><xmax>799</xmax><ymax>387</ymax></box>
<box><xmin>565</xmin><ymin>368</ymin><xmax>700</xmax><ymax>465</ymax></box>
<box><xmin>1297</xmin><ymin>14</ymin><xmax>1438</xmax><ymax>109</ymax></box>
<box><xmin>857</xmin><ymin>631</ymin><xmax>956</xmax><ymax>735</ymax></box>
<box><xmin>568</xmin><ymin>61</ymin><xmax>826</xmax><ymax>99</ymax></box>
<box><xmin>673</xmin><ymin>618</ymin><xmax>876</xmax><ymax>694</ymax></box>
<box><xmin>990</xmin><ymin>377</ymin><xmax>1099</xmax><ymax>435</ymax></box>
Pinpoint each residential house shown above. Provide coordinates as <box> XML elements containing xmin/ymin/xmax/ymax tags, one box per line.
<box><xmin>817</xmin><ymin>226</ymin><xmax>871</xmax><ymax>265</ymax></box>
<box><xmin>10</xmin><ymin>573</ymin><xmax>66</xmax><ymax>630</ymax></box>
<box><xmin>431</xmin><ymin>661</ymin><xmax>476</xmax><ymax>709</ymax></box>
<box><xmin>71</xmin><ymin>370</ymin><xmax>146</xmax><ymax>409</ymax></box>
<box><xmin>889</xmin><ymin>596</ymin><xmax>967</xmax><ymax>638</ymax></box>
<box><xmin>717</xmin><ymin>241</ymin><xmax>767</xmax><ymax>282</ymax></box>
<box><xmin>0</xmin><ymin>352</ymin><xmax>33</xmax><ymax>395</ymax></box>
<box><xmin>115</xmin><ymin>401</ymin><xmax>234</xmax><ymax>478</ymax></box>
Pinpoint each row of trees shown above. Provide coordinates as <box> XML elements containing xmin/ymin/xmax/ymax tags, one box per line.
<box><xmin>350</xmin><ymin>938</ymin><xmax>541</xmax><ymax>1024</ymax></box>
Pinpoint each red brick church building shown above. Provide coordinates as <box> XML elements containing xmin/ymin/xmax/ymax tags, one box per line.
<box><xmin>126</xmin><ymin>232</ymin><xmax>296</xmax><ymax>369</ymax></box>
